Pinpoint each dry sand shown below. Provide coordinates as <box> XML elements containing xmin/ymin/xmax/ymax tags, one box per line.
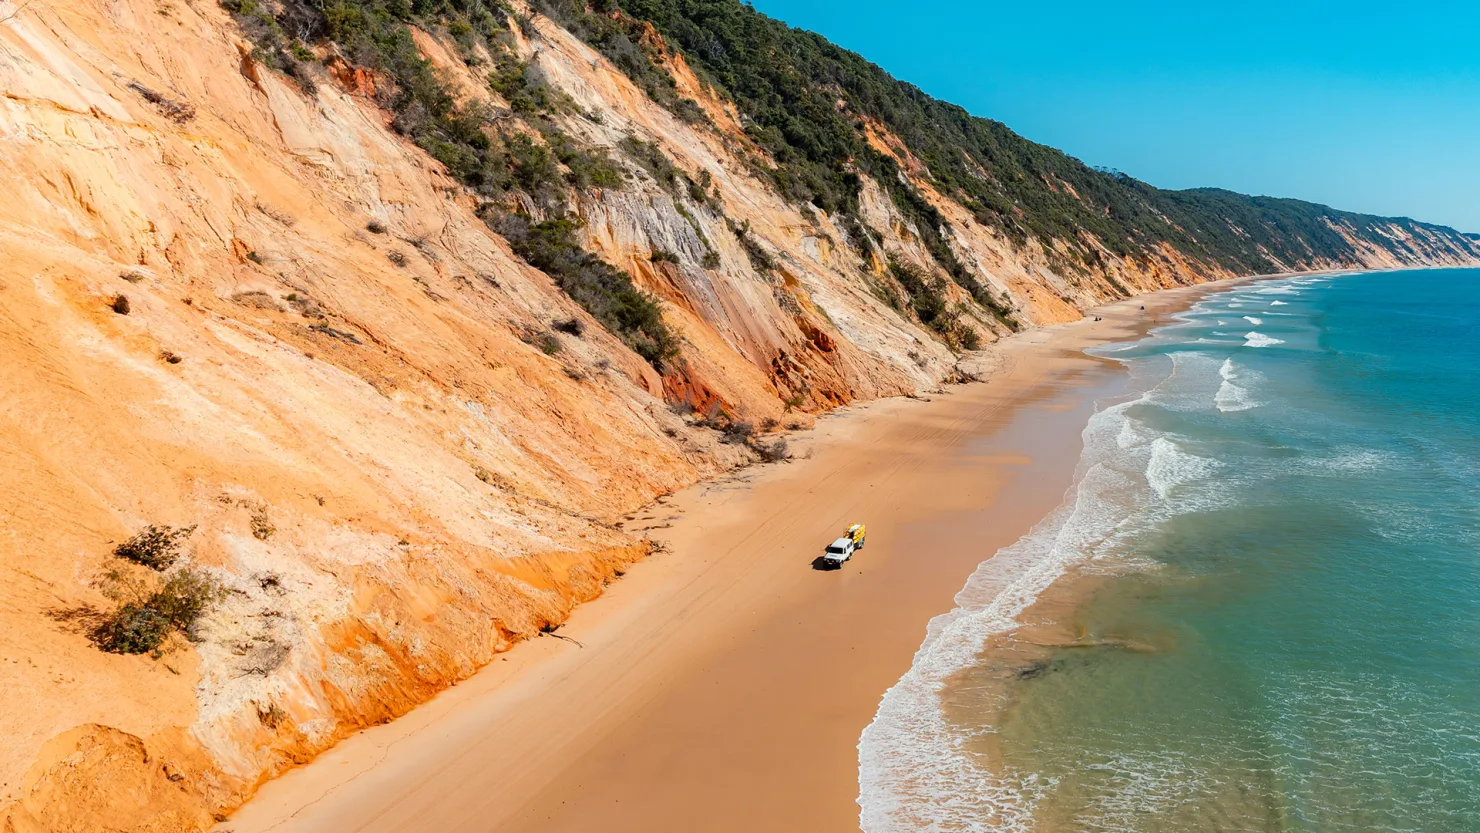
<box><xmin>218</xmin><ymin>280</ymin><xmax>1255</xmax><ymax>833</ymax></box>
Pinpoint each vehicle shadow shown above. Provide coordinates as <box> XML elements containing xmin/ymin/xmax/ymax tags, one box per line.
<box><xmin>810</xmin><ymin>556</ymin><xmax>839</xmax><ymax>571</ymax></box>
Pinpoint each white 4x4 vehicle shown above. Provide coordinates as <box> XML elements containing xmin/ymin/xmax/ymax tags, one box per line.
<box><xmin>821</xmin><ymin>537</ymin><xmax>856</xmax><ymax>568</ymax></box>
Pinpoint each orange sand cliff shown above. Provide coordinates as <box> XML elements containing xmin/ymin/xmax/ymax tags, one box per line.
<box><xmin>0</xmin><ymin>1</ymin><xmax>1475</xmax><ymax>830</ymax></box>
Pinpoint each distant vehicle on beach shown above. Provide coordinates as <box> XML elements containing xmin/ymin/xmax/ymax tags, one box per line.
<box><xmin>821</xmin><ymin>523</ymin><xmax>866</xmax><ymax>568</ymax></box>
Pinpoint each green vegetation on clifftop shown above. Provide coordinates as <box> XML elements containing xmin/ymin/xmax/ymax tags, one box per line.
<box><xmin>593</xmin><ymin>0</ymin><xmax>1479</xmax><ymax>277</ymax></box>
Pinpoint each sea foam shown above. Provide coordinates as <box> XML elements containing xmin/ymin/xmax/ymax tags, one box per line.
<box><xmin>1244</xmin><ymin>332</ymin><xmax>1284</xmax><ymax>348</ymax></box>
<box><xmin>1147</xmin><ymin>437</ymin><xmax>1220</xmax><ymax>500</ymax></box>
<box><xmin>859</xmin><ymin>397</ymin><xmax>1154</xmax><ymax>832</ymax></box>
<box><xmin>1215</xmin><ymin>358</ymin><xmax>1260</xmax><ymax>412</ymax></box>
<box><xmin>860</xmin><ymin>372</ymin><xmax>1221</xmax><ymax>830</ymax></box>
<box><xmin>861</xmin><ymin>280</ymin><xmax>1283</xmax><ymax>831</ymax></box>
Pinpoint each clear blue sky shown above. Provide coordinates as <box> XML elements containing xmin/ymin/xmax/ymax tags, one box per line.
<box><xmin>748</xmin><ymin>0</ymin><xmax>1480</xmax><ymax>232</ymax></box>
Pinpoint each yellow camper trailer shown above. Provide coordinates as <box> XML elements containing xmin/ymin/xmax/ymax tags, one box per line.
<box><xmin>822</xmin><ymin>523</ymin><xmax>868</xmax><ymax>569</ymax></box>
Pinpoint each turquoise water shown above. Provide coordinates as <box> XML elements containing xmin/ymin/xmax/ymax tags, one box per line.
<box><xmin>860</xmin><ymin>269</ymin><xmax>1480</xmax><ymax>832</ymax></box>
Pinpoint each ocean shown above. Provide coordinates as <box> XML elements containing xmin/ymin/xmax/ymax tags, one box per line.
<box><xmin>859</xmin><ymin>269</ymin><xmax>1480</xmax><ymax>832</ymax></box>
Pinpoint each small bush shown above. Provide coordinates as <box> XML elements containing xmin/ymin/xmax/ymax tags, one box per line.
<box><xmin>672</xmin><ymin>97</ymin><xmax>708</xmax><ymax>125</ymax></box>
<box><xmin>309</xmin><ymin>323</ymin><xmax>363</xmax><ymax>344</ymax></box>
<box><xmin>160</xmin><ymin>350</ymin><xmax>183</xmax><ymax>365</ymax></box>
<box><xmin>490</xmin><ymin>58</ymin><xmax>554</xmax><ymax>115</ymax></box>
<box><xmin>620</xmin><ymin>136</ymin><xmax>680</xmax><ymax>193</ymax></box>
<box><xmin>686</xmin><ymin>174</ymin><xmax>711</xmax><ymax>205</ymax></box>
<box><xmin>475</xmin><ymin>466</ymin><xmax>514</xmax><ymax>490</ymax></box>
<box><xmin>957</xmin><ymin>325</ymin><xmax>983</xmax><ymax>351</ymax></box>
<box><xmin>150</xmin><ymin>568</ymin><xmax>224</xmax><ymax>631</ymax></box>
<box><xmin>559</xmin><ymin>143</ymin><xmax>626</xmax><ymax>189</ymax></box>
<box><xmin>649</xmin><ymin>249</ymin><xmax>678</xmax><ymax>263</ymax></box>
<box><xmin>232</xmin><ymin>290</ymin><xmax>280</xmax><ymax>311</ymax></box>
<box><xmin>114</xmin><ymin>524</ymin><xmax>197</xmax><ymax>571</ymax></box>
<box><xmin>256</xmin><ymin>201</ymin><xmax>296</xmax><ymax>226</ymax></box>
<box><xmin>91</xmin><ymin>604</ymin><xmax>171</xmax><ymax>654</ymax></box>
<box><xmin>536</xmin><ymin>332</ymin><xmax>562</xmax><ymax>355</ymax></box>
<box><xmin>728</xmin><ymin>218</ymin><xmax>776</xmax><ymax>273</ymax></box>
<box><xmin>125</xmin><ymin>80</ymin><xmax>196</xmax><ymax>123</ymax></box>
<box><xmin>257</xmin><ymin>702</ymin><xmax>288</xmax><ymax>728</ymax></box>
<box><xmin>90</xmin><ymin>566</ymin><xmax>223</xmax><ymax>655</ymax></box>
<box><xmin>111</xmin><ymin>295</ymin><xmax>131</xmax><ymax>315</ymax></box>
<box><xmin>721</xmin><ymin>421</ymin><xmax>754</xmax><ymax>444</ymax></box>
<box><xmin>250</xmin><ymin>509</ymin><xmax>275</xmax><ymax>540</ymax></box>
<box><xmin>246</xmin><ymin>251</ymin><xmax>265</xmax><ymax>264</ymax></box>
<box><xmin>287</xmin><ymin>293</ymin><xmax>324</xmax><ymax>317</ymax></box>
<box><xmin>753</xmin><ymin>438</ymin><xmax>790</xmax><ymax>462</ymax></box>
<box><xmin>553</xmin><ymin>317</ymin><xmax>586</xmax><ymax>336</ymax></box>
<box><xmin>387</xmin><ymin>250</ymin><xmax>408</xmax><ymax>267</ymax></box>
<box><xmin>366</xmin><ymin>220</ymin><xmax>387</xmax><ymax>234</ymax></box>
<box><xmin>701</xmin><ymin>250</ymin><xmax>721</xmax><ymax>269</ymax></box>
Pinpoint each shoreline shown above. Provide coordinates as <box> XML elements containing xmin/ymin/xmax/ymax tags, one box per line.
<box><xmin>218</xmin><ymin>271</ymin><xmax>1316</xmax><ymax>833</ymax></box>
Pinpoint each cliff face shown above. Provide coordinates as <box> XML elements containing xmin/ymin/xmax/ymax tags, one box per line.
<box><xmin>0</xmin><ymin>1</ymin><xmax>1474</xmax><ymax>829</ymax></box>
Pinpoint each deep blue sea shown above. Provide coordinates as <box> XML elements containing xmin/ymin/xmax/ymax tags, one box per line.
<box><xmin>860</xmin><ymin>269</ymin><xmax>1480</xmax><ymax>832</ymax></box>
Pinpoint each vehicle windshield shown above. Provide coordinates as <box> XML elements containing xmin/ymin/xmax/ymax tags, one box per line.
<box><xmin>825</xmin><ymin>546</ymin><xmax>846</xmax><ymax>555</ymax></box>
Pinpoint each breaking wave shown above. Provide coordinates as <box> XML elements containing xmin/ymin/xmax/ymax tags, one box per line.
<box><xmin>1215</xmin><ymin>358</ymin><xmax>1260</xmax><ymax>412</ymax></box>
<box><xmin>858</xmin><ymin>395</ymin><xmax>1148</xmax><ymax>832</ymax></box>
<box><xmin>859</xmin><ymin>362</ymin><xmax>1227</xmax><ymax>830</ymax></box>
<box><xmin>1244</xmin><ymin>332</ymin><xmax>1284</xmax><ymax>348</ymax></box>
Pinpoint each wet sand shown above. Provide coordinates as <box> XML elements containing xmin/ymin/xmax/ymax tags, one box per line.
<box><xmin>220</xmin><ymin>280</ymin><xmax>1258</xmax><ymax>833</ymax></box>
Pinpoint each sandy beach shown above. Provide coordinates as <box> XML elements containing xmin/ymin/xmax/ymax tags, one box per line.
<box><xmin>219</xmin><ymin>278</ymin><xmax>1262</xmax><ymax>833</ymax></box>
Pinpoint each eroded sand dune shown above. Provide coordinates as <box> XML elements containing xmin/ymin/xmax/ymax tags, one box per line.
<box><xmin>0</xmin><ymin>1</ymin><xmax>1474</xmax><ymax>829</ymax></box>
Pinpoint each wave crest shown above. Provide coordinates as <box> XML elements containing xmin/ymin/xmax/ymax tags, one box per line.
<box><xmin>1244</xmin><ymin>332</ymin><xmax>1284</xmax><ymax>348</ymax></box>
<box><xmin>1215</xmin><ymin>358</ymin><xmax>1260</xmax><ymax>412</ymax></box>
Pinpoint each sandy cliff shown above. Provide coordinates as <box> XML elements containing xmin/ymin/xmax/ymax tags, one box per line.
<box><xmin>0</xmin><ymin>1</ymin><xmax>1475</xmax><ymax>829</ymax></box>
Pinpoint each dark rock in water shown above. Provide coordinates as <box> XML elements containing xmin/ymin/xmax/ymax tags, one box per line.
<box><xmin>1017</xmin><ymin>660</ymin><xmax>1052</xmax><ymax>680</ymax></box>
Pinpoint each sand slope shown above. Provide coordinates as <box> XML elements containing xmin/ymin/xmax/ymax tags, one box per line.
<box><xmin>0</xmin><ymin>0</ymin><xmax>1471</xmax><ymax>824</ymax></box>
